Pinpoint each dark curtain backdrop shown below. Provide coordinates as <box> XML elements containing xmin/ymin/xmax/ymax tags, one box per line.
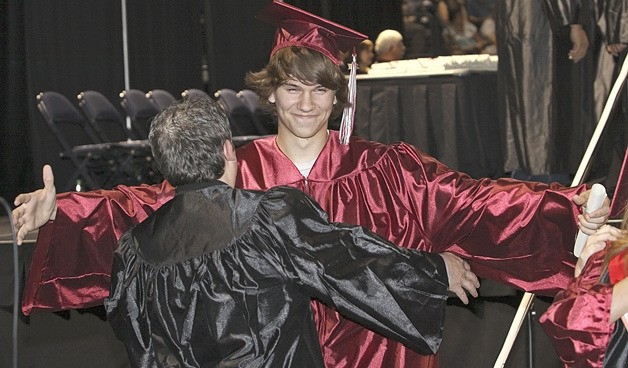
<box><xmin>0</xmin><ymin>0</ymin><xmax>401</xmax><ymax>202</ymax></box>
<box><xmin>290</xmin><ymin>0</ymin><xmax>403</xmax><ymax>41</ymax></box>
<box><xmin>1</xmin><ymin>0</ymin><xmax>31</xmax><ymax>205</ymax></box>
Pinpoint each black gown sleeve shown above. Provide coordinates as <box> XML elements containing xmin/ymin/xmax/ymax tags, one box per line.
<box><xmin>261</xmin><ymin>186</ymin><xmax>450</xmax><ymax>354</ymax></box>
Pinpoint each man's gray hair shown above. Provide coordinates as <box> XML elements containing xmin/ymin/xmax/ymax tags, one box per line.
<box><xmin>149</xmin><ymin>97</ymin><xmax>232</xmax><ymax>186</ymax></box>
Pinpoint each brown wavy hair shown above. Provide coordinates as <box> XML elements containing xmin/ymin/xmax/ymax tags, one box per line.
<box><xmin>244</xmin><ymin>46</ymin><xmax>349</xmax><ymax>120</ymax></box>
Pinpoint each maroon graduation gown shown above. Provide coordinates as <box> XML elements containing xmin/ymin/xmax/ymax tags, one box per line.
<box><xmin>237</xmin><ymin>131</ymin><xmax>583</xmax><ymax>367</ymax></box>
<box><xmin>23</xmin><ymin>131</ymin><xmax>583</xmax><ymax>367</ymax></box>
<box><xmin>540</xmin><ymin>247</ymin><xmax>628</xmax><ymax>368</ymax></box>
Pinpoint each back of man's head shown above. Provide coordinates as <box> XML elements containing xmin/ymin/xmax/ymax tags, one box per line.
<box><xmin>149</xmin><ymin>97</ymin><xmax>232</xmax><ymax>186</ymax></box>
<box><xmin>374</xmin><ymin>29</ymin><xmax>403</xmax><ymax>55</ymax></box>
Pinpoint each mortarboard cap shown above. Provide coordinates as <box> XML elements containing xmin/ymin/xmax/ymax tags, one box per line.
<box><xmin>257</xmin><ymin>0</ymin><xmax>367</xmax><ymax>65</ymax></box>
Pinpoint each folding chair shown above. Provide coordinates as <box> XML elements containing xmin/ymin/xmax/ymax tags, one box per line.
<box><xmin>77</xmin><ymin>90</ymin><xmax>133</xmax><ymax>141</ymax></box>
<box><xmin>119</xmin><ymin>89</ymin><xmax>160</xmax><ymax>140</ymax></box>
<box><xmin>214</xmin><ymin>88</ymin><xmax>259</xmax><ymax>136</ymax></box>
<box><xmin>36</xmin><ymin>91</ymin><xmax>116</xmax><ymax>191</ymax></box>
<box><xmin>181</xmin><ymin>88</ymin><xmax>210</xmax><ymax>99</ymax></box>
<box><xmin>214</xmin><ymin>88</ymin><xmax>266</xmax><ymax>147</ymax></box>
<box><xmin>146</xmin><ymin>89</ymin><xmax>177</xmax><ymax>111</ymax></box>
<box><xmin>237</xmin><ymin>89</ymin><xmax>276</xmax><ymax>135</ymax></box>
<box><xmin>78</xmin><ymin>90</ymin><xmax>161</xmax><ymax>186</ymax></box>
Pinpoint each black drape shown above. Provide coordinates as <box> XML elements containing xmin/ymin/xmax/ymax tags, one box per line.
<box><xmin>21</xmin><ymin>0</ymin><xmax>209</xmax><ymax>191</ymax></box>
<box><xmin>22</xmin><ymin>1</ymin><xmax>127</xmax><ymax>192</ymax></box>
<box><xmin>290</xmin><ymin>0</ymin><xmax>403</xmax><ymax>41</ymax></box>
<box><xmin>202</xmin><ymin>0</ymin><xmax>274</xmax><ymax>94</ymax></box>
<box><xmin>125</xmin><ymin>1</ymin><xmax>207</xmax><ymax>93</ymax></box>
<box><xmin>0</xmin><ymin>0</ymin><xmax>401</xmax><ymax>201</ymax></box>
<box><xmin>0</xmin><ymin>0</ymin><xmax>31</xmax><ymax>204</ymax></box>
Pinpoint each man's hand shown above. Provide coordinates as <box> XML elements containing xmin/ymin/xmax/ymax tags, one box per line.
<box><xmin>574</xmin><ymin>225</ymin><xmax>623</xmax><ymax>277</ymax></box>
<box><xmin>440</xmin><ymin>252</ymin><xmax>480</xmax><ymax>304</ymax></box>
<box><xmin>12</xmin><ymin>165</ymin><xmax>57</xmax><ymax>245</ymax></box>
<box><xmin>607</xmin><ymin>43</ymin><xmax>628</xmax><ymax>57</ymax></box>
<box><xmin>572</xmin><ymin>189</ymin><xmax>611</xmax><ymax>236</ymax></box>
<box><xmin>568</xmin><ymin>24</ymin><xmax>589</xmax><ymax>62</ymax></box>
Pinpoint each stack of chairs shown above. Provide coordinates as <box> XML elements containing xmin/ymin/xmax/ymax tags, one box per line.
<box><xmin>146</xmin><ymin>89</ymin><xmax>177</xmax><ymax>112</ymax></box>
<box><xmin>181</xmin><ymin>88</ymin><xmax>210</xmax><ymax>99</ymax></box>
<box><xmin>119</xmin><ymin>89</ymin><xmax>160</xmax><ymax>140</ymax></box>
<box><xmin>214</xmin><ymin>88</ymin><xmax>269</xmax><ymax>147</ymax></box>
<box><xmin>237</xmin><ymin>89</ymin><xmax>276</xmax><ymax>135</ymax></box>
<box><xmin>77</xmin><ymin>90</ymin><xmax>131</xmax><ymax>142</ymax></box>
<box><xmin>214</xmin><ymin>88</ymin><xmax>258</xmax><ymax>136</ymax></box>
<box><xmin>37</xmin><ymin>91</ymin><xmax>131</xmax><ymax>191</ymax></box>
<box><xmin>78</xmin><ymin>90</ymin><xmax>162</xmax><ymax>186</ymax></box>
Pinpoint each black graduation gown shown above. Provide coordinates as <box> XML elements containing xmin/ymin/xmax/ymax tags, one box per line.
<box><xmin>104</xmin><ymin>181</ymin><xmax>449</xmax><ymax>368</ymax></box>
<box><xmin>603</xmin><ymin>0</ymin><xmax>628</xmax><ymax>44</ymax></box>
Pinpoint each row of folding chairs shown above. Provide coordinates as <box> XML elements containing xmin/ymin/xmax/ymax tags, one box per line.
<box><xmin>107</xmin><ymin>87</ymin><xmax>275</xmax><ymax>141</ymax></box>
<box><xmin>36</xmin><ymin>90</ymin><xmax>166</xmax><ymax>191</ymax></box>
<box><xmin>117</xmin><ymin>87</ymin><xmax>277</xmax><ymax>147</ymax></box>
<box><xmin>37</xmin><ymin>88</ymin><xmax>276</xmax><ymax>191</ymax></box>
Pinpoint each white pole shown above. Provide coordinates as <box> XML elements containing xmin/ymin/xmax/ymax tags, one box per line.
<box><xmin>492</xmin><ymin>292</ymin><xmax>534</xmax><ymax>368</ymax></box>
<box><xmin>121</xmin><ymin>0</ymin><xmax>131</xmax><ymax>133</ymax></box>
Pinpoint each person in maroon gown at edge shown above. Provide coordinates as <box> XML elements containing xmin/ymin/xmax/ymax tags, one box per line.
<box><xmin>540</xmin><ymin>212</ymin><xmax>628</xmax><ymax>368</ymax></box>
<box><xmin>12</xmin><ymin>1</ymin><xmax>611</xmax><ymax>367</ymax></box>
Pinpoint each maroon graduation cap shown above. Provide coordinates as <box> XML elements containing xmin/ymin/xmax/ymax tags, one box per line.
<box><xmin>257</xmin><ymin>0</ymin><xmax>367</xmax><ymax>65</ymax></box>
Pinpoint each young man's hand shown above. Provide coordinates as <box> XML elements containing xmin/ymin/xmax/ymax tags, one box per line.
<box><xmin>572</xmin><ymin>190</ymin><xmax>611</xmax><ymax>235</ymax></box>
<box><xmin>12</xmin><ymin>165</ymin><xmax>57</xmax><ymax>245</ymax></box>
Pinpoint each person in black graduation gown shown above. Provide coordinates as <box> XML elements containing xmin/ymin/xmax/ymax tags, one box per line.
<box><xmin>103</xmin><ymin>96</ymin><xmax>480</xmax><ymax>368</ymax></box>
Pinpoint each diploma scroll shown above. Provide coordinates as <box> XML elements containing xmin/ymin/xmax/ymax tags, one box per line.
<box><xmin>573</xmin><ymin>183</ymin><xmax>607</xmax><ymax>257</ymax></box>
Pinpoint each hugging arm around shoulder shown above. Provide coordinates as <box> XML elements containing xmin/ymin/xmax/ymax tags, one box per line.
<box><xmin>264</xmin><ymin>186</ymin><xmax>450</xmax><ymax>354</ymax></box>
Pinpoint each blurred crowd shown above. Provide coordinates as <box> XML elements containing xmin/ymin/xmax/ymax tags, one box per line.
<box><xmin>404</xmin><ymin>0</ymin><xmax>496</xmax><ymax>58</ymax></box>
<box><xmin>342</xmin><ymin>0</ymin><xmax>496</xmax><ymax>73</ymax></box>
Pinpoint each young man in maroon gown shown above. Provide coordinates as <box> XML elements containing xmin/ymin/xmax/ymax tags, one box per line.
<box><xmin>106</xmin><ymin>95</ymin><xmax>480</xmax><ymax>368</ymax></box>
<box><xmin>13</xmin><ymin>1</ymin><xmax>610</xmax><ymax>367</ymax></box>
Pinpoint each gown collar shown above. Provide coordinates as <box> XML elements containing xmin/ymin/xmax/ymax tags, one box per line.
<box><xmin>267</xmin><ymin>130</ymin><xmax>350</xmax><ymax>182</ymax></box>
<box><xmin>175</xmin><ymin>179</ymin><xmax>229</xmax><ymax>196</ymax></box>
